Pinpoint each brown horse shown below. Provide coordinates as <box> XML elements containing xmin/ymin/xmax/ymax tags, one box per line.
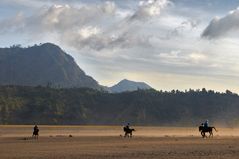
<box><xmin>123</xmin><ymin>127</ymin><xmax>135</xmax><ymax>137</ymax></box>
<box><xmin>199</xmin><ymin>126</ymin><xmax>217</xmax><ymax>138</ymax></box>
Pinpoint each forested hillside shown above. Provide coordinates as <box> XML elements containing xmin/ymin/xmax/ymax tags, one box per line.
<box><xmin>0</xmin><ymin>86</ymin><xmax>238</xmax><ymax>126</ymax></box>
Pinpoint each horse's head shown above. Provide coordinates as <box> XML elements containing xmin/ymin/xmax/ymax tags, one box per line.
<box><xmin>123</xmin><ymin>127</ymin><xmax>127</xmax><ymax>132</ymax></box>
<box><xmin>199</xmin><ymin>126</ymin><xmax>203</xmax><ymax>132</ymax></box>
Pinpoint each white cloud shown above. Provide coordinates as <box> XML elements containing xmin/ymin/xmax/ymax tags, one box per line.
<box><xmin>188</xmin><ymin>53</ymin><xmax>207</xmax><ymax>64</ymax></box>
<box><xmin>0</xmin><ymin>1</ymin><xmax>163</xmax><ymax>51</ymax></box>
<box><xmin>0</xmin><ymin>4</ymin><xmax>99</xmax><ymax>33</ymax></box>
<box><xmin>202</xmin><ymin>7</ymin><xmax>239</xmax><ymax>39</ymax></box>
<box><xmin>131</xmin><ymin>0</ymin><xmax>170</xmax><ymax>20</ymax></box>
<box><xmin>62</xmin><ymin>26</ymin><xmax>152</xmax><ymax>51</ymax></box>
<box><xmin>101</xmin><ymin>1</ymin><xmax>116</xmax><ymax>14</ymax></box>
<box><xmin>78</xmin><ymin>26</ymin><xmax>101</xmax><ymax>39</ymax></box>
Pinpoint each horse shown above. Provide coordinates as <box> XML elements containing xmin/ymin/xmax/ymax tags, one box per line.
<box><xmin>199</xmin><ymin>126</ymin><xmax>217</xmax><ymax>138</ymax></box>
<box><xmin>32</xmin><ymin>126</ymin><xmax>39</xmax><ymax>140</ymax></box>
<box><xmin>123</xmin><ymin>127</ymin><xmax>135</xmax><ymax>138</ymax></box>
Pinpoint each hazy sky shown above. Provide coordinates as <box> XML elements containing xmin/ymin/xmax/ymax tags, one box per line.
<box><xmin>1</xmin><ymin>0</ymin><xmax>239</xmax><ymax>92</ymax></box>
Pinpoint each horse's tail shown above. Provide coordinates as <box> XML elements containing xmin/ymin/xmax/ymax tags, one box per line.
<box><xmin>212</xmin><ymin>127</ymin><xmax>218</xmax><ymax>132</ymax></box>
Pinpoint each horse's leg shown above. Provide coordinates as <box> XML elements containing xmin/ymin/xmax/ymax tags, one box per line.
<box><xmin>130</xmin><ymin>132</ymin><xmax>132</xmax><ymax>138</ymax></box>
<box><xmin>201</xmin><ymin>131</ymin><xmax>204</xmax><ymax>138</ymax></box>
<box><xmin>201</xmin><ymin>131</ymin><xmax>206</xmax><ymax>138</ymax></box>
<box><xmin>210</xmin><ymin>131</ymin><xmax>213</xmax><ymax>138</ymax></box>
<box><xmin>124</xmin><ymin>132</ymin><xmax>127</xmax><ymax>137</ymax></box>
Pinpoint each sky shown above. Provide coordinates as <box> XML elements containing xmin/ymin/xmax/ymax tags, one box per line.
<box><xmin>1</xmin><ymin>0</ymin><xmax>239</xmax><ymax>93</ymax></box>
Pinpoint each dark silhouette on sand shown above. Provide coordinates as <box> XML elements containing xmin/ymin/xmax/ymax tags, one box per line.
<box><xmin>123</xmin><ymin>124</ymin><xmax>135</xmax><ymax>137</ymax></box>
<box><xmin>199</xmin><ymin>125</ymin><xmax>217</xmax><ymax>138</ymax></box>
<box><xmin>32</xmin><ymin>125</ymin><xmax>39</xmax><ymax>139</ymax></box>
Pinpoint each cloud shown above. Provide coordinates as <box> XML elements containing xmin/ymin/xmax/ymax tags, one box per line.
<box><xmin>0</xmin><ymin>2</ymin><xmax>120</xmax><ymax>49</ymax></box>
<box><xmin>0</xmin><ymin>0</ymin><xmax>169</xmax><ymax>51</ymax></box>
<box><xmin>101</xmin><ymin>1</ymin><xmax>116</xmax><ymax>14</ymax></box>
<box><xmin>0</xmin><ymin>3</ymin><xmax>114</xmax><ymax>33</ymax></box>
<box><xmin>165</xmin><ymin>19</ymin><xmax>199</xmax><ymax>39</ymax></box>
<box><xmin>188</xmin><ymin>52</ymin><xmax>207</xmax><ymax>64</ymax></box>
<box><xmin>130</xmin><ymin>0</ymin><xmax>170</xmax><ymax>20</ymax></box>
<box><xmin>202</xmin><ymin>8</ymin><xmax>239</xmax><ymax>39</ymax></box>
<box><xmin>78</xmin><ymin>26</ymin><xmax>101</xmax><ymax>39</ymax></box>
<box><xmin>62</xmin><ymin>26</ymin><xmax>152</xmax><ymax>51</ymax></box>
<box><xmin>32</xmin><ymin>3</ymin><xmax>116</xmax><ymax>32</ymax></box>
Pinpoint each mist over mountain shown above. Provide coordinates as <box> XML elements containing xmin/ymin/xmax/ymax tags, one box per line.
<box><xmin>110</xmin><ymin>79</ymin><xmax>152</xmax><ymax>93</ymax></box>
<box><xmin>0</xmin><ymin>43</ymin><xmax>100</xmax><ymax>89</ymax></box>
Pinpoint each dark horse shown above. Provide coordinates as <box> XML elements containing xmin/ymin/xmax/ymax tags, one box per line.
<box><xmin>123</xmin><ymin>127</ymin><xmax>135</xmax><ymax>137</ymax></box>
<box><xmin>199</xmin><ymin>126</ymin><xmax>217</xmax><ymax>138</ymax></box>
<box><xmin>32</xmin><ymin>125</ymin><xmax>39</xmax><ymax>140</ymax></box>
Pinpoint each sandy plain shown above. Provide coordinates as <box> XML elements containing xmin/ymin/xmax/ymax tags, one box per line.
<box><xmin>1</xmin><ymin>125</ymin><xmax>239</xmax><ymax>159</ymax></box>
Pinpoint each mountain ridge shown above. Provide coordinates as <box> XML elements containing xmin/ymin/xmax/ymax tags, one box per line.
<box><xmin>0</xmin><ymin>43</ymin><xmax>154</xmax><ymax>92</ymax></box>
<box><xmin>109</xmin><ymin>79</ymin><xmax>152</xmax><ymax>93</ymax></box>
<box><xmin>0</xmin><ymin>43</ymin><xmax>100</xmax><ymax>89</ymax></box>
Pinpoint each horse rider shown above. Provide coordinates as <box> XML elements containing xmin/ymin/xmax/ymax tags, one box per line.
<box><xmin>34</xmin><ymin>125</ymin><xmax>38</xmax><ymax>132</ymax></box>
<box><xmin>123</xmin><ymin>123</ymin><xmax>135</xmax><ymax>137</ymax></box>
<box><xmin>123</xmin><ymin>123</ymin><xmax>130</xmax><ymax>133</ymax></box>
<box><xmin>204</xmin><ymin>120</ymin><xmax>209</xmax><ymax>128</ymax></box>
<box><xmin>125</xmin><ymin>123</ymin><xmax>130</xmax><ymax>130</ymax></box>
<box><xmin>32</xmin><ymin>125</ymin><xmax>39</xmax><ymax>139</ymax></box>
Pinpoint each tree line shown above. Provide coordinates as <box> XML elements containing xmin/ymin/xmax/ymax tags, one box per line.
<box><xmin>0</xmin><ymin>85</ymin><xmax>238</xmax><ymax>126</ymax></box>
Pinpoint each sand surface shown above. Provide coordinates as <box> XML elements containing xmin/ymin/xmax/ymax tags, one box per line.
<box><xmin>1</xmin><ymin>125</ymin><xmax>239</xmax><ymax>159</ymax></box>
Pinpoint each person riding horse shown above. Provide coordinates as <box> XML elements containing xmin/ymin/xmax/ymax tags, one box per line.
<box><xmin>32</xmin><ymin>125</ymin><xmax>39</xmax><ymax>139</ymax></box>
<box><xmin>199</xmin><ymin>120</ymin><xmax>217</xmax><ymax>138</ymax></box>
<box><xmin>123</xmin><ymin>123</ymin><xmax>135</xmax><ymax>137</ymax></box>
<box><xmin>125</xmin><ymin>123</ymin><xmax>130</xmax><ymax>130</ymax></box>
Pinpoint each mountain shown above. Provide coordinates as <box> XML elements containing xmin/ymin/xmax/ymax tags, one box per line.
<box><xmin>110</xmin><ymin>79</ymin><xmax>152</xmax><ymax>93</ymax></box>
<box><xmin>0</xmin><ymin>43</ymin><xmax>100</xmax><ymax>89</ymax></box>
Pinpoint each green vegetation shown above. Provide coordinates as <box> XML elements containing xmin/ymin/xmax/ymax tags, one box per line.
<box><xmin>0</xmin><ymin>85</ymin><xmax>238</xmax><ymax>126</ymax></box>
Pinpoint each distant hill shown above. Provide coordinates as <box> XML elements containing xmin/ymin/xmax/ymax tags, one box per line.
<box><xmin>110</xmin><ymin>79</ymin><xmax>152</xmax><ymax>93</ymax></box>
<box><xmin>0</xmin><ymin>43</ymin><xmax>100</xmax><ymax>89</ymax></box>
